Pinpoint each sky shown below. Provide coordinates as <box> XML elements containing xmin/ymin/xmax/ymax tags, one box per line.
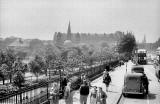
<box><xmin>0</xmin><ymin>0</ymin><xmax>160</xmax><ymax>43</ymax></box>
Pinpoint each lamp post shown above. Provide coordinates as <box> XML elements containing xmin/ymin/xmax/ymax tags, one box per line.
<box><xmin>126</xmin><ymin>62</ymin><xmax>127</xmax><ymax>73</ymax></box>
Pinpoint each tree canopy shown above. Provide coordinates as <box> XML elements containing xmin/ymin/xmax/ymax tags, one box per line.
<box><xmin>13</xmin><ymin>71</ymin><xmax>25</xmax><ymax>89</ymax></box>
<box><xmin>118</xmin><ymin>32</ymin><xmax>137</xmax><ymax>54</ymax></box>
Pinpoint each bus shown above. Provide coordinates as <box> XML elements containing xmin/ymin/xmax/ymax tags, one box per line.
<box><xmin>137</xmin><ymin>49</ymin><xmax>147</xmax><ymax>65</ymax></box>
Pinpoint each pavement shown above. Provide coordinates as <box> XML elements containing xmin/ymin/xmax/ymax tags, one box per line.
<box><xmin>58</xmin><ymin>61</ymin><xmax>133</xmax><ymax>104</ymax></box>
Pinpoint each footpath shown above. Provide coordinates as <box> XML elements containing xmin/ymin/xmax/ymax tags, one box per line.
<box><xmin>59</xmin><ymin>61</ymin><xmax>133</xmax><ymax>104</ymax></box>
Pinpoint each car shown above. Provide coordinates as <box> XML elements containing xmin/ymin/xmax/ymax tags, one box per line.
<box><xmin>155</xmin><ymin>66</ymin><xmax>160</xmax><ymax>82</ymax></box>
<box><xmin>131</xmin><ymin>66</ymin><xmax>144</xmax><ymax>74</ymax></box>
<box><xmin>122</xmin><ymin>73</ymin><xmax>147</xmax><ymax>96</ymax></box>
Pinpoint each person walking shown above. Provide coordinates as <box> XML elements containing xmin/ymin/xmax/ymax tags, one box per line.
<box><xmin>96</xmin><ymin>87</ymin><xmax>107</xmax><ymax>104</ymax></box>
<box><xmin>49</xmin><ymin>83</ymin><xmax>59</xmax><ymax>104</ymax></box>
<box><xmin>64</xmin><ymin>82</ymin><xmax>72</xmax><ymax>104</ymax></box>
<box><xmin>62</xmin><ymin>76</ymin><xmax>68</xmax><ymax>91</ymax></box>
<box><xmin>90</xmin><ymin>86</ymin><xmax>97</xmax><ymax>104</ymax></box>
<box><xmin>103</xmin><ymin>73</ymin><xmax>111</xmax><ymax>92</ymax></box>
<box><xmin>142</xmin><ymin>73</ymin><xmax>149</xmax><ymax>94</ymax></box>
<box><xmin>80</xmin><ymin>80</ymin><xmax>90</xmax><ymax>104</ymax></box>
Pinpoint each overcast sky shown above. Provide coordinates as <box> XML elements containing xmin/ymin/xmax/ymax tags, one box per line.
<box><xmin>0</xmin><ymin>0</ymin><xmax>159</xmax><ymax>43</ymax></box>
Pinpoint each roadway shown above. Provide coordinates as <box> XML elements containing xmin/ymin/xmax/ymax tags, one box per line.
<box><xmin>118</xmin><ymin>63</ymin><xmax>160</xmax><ymax>104</ymax></box>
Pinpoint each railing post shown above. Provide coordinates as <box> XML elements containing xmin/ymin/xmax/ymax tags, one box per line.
<box><xmin>16</xmin><ymin>94</ymin><xmax>18</xmax><ymax>104</ymax></box>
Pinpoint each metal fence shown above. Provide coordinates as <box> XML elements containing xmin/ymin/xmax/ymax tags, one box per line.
<box><xmin>0</xmin><ymin>60</ymin><xmax>120</xmax><ymax>104</ymax></box>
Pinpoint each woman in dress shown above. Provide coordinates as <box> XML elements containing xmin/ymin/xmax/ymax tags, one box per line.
<box><xmin>50</xmin><ymin>83</ymin><xmax>59</xmax><ymax>104</ymax></box>
<box><xmin>96</xmin><ymin>87</ymin><xmax>107</xmax><ymax>104</ymax></box>
<box><xmin>64</xmin><ymin>82</ymin><xmax>72</xmax><ymax>104</ymax></box>
<box><xmin>90</xmin><ymin>86</ymin><xmax>97</xmax><ymax>104</ymax></box>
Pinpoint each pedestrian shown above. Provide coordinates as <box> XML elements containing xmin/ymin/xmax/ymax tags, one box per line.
<box><xmin>62</xmin><ymin>76</ymin><xmax>68</xmax><ymax>91</ymax></box>
<box><xmin>64</xmin><ymin>82</ymin><xmax>72</xmax><ymax>104</ymax></box>
<box><xmin>80</xmin><ymin>80</ymin><xmax>90</xmax><ymax>104</ymax></box>
<box><xmin>142</xmin><ymin>73</ymin><xmax>149</xmax><ymax>94</ymax></box>
<box><xmin>96</xmin><ymin>87</ymin><xmax>107</xmax><ymax>104</ymax></box>
<box><xmin>49</xmin><ymin>83</ymin><xmax>59</xmax><ymax>104</ymax></box>
<box><xmin>81</xmin><ymin>73</ymin><xmax>85</xmax><ymax>84</ymax></box>
<box><xmin>103</xmin><ymin>73</ymin><xmax>111</xmax><ymax>92</ymax></box>
<box><xmin>90</xmin><ymin>86</ymin><xmax>97</xmax><ymax>104</ymax></box>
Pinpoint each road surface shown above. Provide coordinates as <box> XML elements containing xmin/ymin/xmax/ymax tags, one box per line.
<box><xmin>118</xmin><ymin>64</ymin><xmax>160</xmax><ymax>104</ymax></box>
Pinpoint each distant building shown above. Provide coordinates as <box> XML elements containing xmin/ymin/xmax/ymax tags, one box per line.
<box><xmin>142</xmin><ymin>35</ymin><xmax>146</xmax><ymax>44</ymax></box>
<box><xmin>67</xmin><ymin>21</ymin><xmax>72</xmax><ymax>40</ymax></box>
<box><xmin>8</xmin><ymin>38</ymin><xmax>30</xmax><ymax>51</ymax></box>
<box><xmin>53</xmin><ymin>22</ymin><xmax>124</xmax><ymax>46</ymax></box>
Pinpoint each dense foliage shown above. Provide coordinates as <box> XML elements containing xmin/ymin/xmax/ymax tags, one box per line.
<box><xmin>13</xmin><ymin>71</ymin><xmax>25</xmax><ymax>89</ymax></box>
<box><xmin>118</xmin><ymin>32</ymin><xmax>137</xmax><ymax>59</ymax></box>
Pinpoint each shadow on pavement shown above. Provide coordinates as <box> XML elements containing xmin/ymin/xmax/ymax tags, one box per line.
<box><xmin>125</xmin><ymin>93</ymin><xmax>156</xmax><ymax>100</ymax></box>
<box><xmin>107</xmin><ymin>90</ymin><xmax>119</xmax><ymax>93</ymax></box>
<box><xmin>147</xmin><ymin>93</ymin><xmax>157</xmax><ymax>100</ymax></box>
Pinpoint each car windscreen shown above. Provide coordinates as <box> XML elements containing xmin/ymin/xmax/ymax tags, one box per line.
<box><xmin>132</xmin><ymin>67</ymin><xmax>144</xmax><ymax>73</ymax></box>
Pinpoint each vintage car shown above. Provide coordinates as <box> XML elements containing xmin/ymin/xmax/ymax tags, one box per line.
<box><xmin>122</xmin><ymin>73</ymin><xmax>147</xmax><ymax>96</ymax></box>
<box><xmin>131</xmin><ymin>66</ymin><xmax>144</xmax><ymax>74</ymax></box>
<box><xmin>155</xmin><ymin>64</ymin><xmax>160</xmax><ymax>81</ymax></box>
<box><xmin>155</xmin><ymin>54</ymin><xmax>160</xmax><ymax>81</ymax></box>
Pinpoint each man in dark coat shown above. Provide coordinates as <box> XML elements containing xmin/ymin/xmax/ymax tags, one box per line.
<box><xmin>80</xmin><ymin>80</ymin><xmax>90</xmax><ymax>104</ymax></box>
<box><xmin>142</xmin><ymin>73</ymin><xmax>149</xmax><ymax>94</ymax></box>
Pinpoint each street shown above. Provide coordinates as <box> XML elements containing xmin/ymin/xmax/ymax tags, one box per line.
<box><xmin>119</xmin><ymin>64</ymin><xmax>160</xmax><ymax>104</ymax></box>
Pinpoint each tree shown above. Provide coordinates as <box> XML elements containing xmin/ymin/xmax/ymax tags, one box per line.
<box><xmin>0</xmin><ymin>64</ymin><xmax>8</xmax><ymax>85</ymax></box>
<box><xmin>34</xmin><ymin>55</ymin><xmax>45</xmax><ymax>73</ymax></box>
<box><xmin>29</xmin><ymin>60</ymin><xmax>42</xmax><ymax>81</ymax></box>
<box><xmin>44</xmin><ymin>45</ymin><xmax>57</xmax><ymax>76</ymax></box>
<box><xmin>0</xmin><ymin>49</ymin><xmax>16</xmax><ymax>83</ymax></box>
<box><xmin>13</xmin><ymin>70</ymin><xmax>25</xmax><ymax>104</ymax></box>
<box><xmin>118</xmin><ymin>32</ymin><xmax>137</xmax><ymax>59</ymax></box>
<box><xmin>13</xmin><ymin>71</ymin><xmax>25</xmax><ymax>89</ymax></box>
<box><xmin>100</xmin><ymin>41</ymin><xmax>109</xmax><ymax>48</ymax></box>
<box><xmin>16</xmin><ymin>51</ymin><xmax>27</xmax><ymax>60</ymax></box>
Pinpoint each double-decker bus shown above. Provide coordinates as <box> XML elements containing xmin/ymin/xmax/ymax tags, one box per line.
<box><xmin>137</xmin><ymin>49</ymin><xmax>147</xmax><ymax>65</ymax></box>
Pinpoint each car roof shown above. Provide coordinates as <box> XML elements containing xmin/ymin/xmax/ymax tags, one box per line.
<box><xmin>125</xmin><ymin>73</ymin><xmax>143</xmax><ymax>78</ymax></box>
<box><xmin>131</xmin><ymin>65</ymin><xmax>144</xmax><ymax>69</ymax></box>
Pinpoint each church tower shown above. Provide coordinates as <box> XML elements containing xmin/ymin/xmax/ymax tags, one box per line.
<box><xmin>67</xmin><ymin>21</ymin><xmax>72</xmax><ymax>40</ymax></box>
<box><xmin>142</xmin><ymin>35</ymin><xmax>146</xmax><ymax>49</ymax></box>
<box><xmin>142</xmin><ymin>35</ymin><xmax>146</xmax><ymax>43</ymax></box>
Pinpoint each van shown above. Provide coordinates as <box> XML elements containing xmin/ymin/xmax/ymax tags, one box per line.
<box><xmin>122</xmin><ymin>73</ymin><xmax>147</xmax><ymax>96</ymax></box>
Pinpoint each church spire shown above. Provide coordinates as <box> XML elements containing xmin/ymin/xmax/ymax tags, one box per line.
<box><xmin>67</xmin><ymin>21</ymin><xmax>71</xmax><ymax>40</ymax></box>
<box><xmin>143</xmin><ymin>35</ymin><xmax>146</xmax><ymax>43</ymax></box>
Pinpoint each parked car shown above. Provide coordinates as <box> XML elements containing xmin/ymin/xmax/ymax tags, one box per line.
<box><xmin>122</xmin><ymin>73</ymin><xmax>147</xmax><ymax>96</ymax></box>
<box><xmin>155</xmin><ymin>66</ymin><xmax>160</xmax><ymax>82</ymax></box>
